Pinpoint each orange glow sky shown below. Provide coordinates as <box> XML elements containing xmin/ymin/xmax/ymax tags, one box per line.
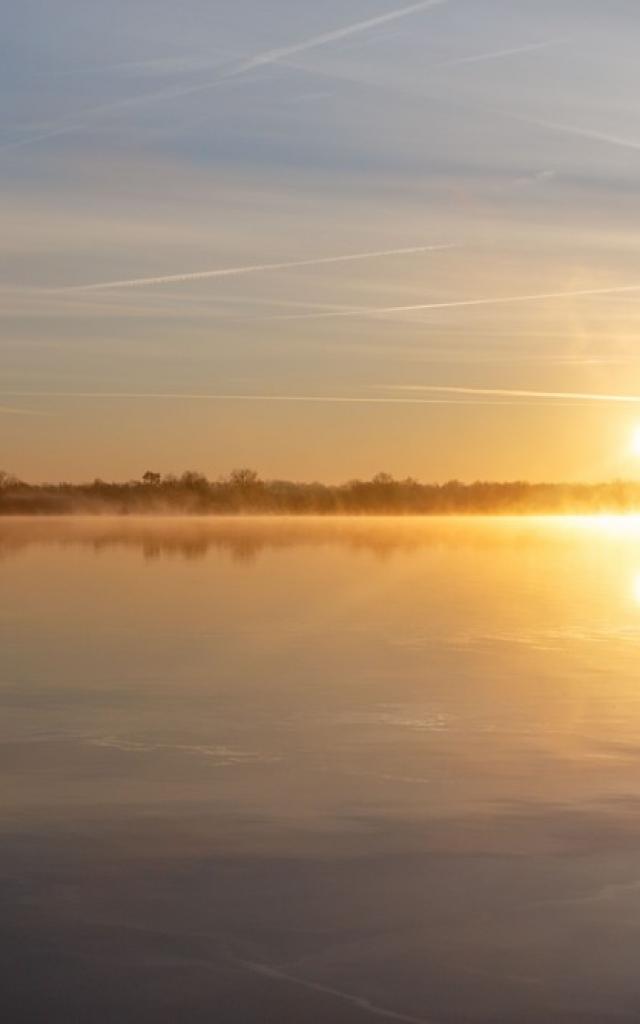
<box><xmin>3</xmin><ymin>0</ymin><xmax>640</xmax><ymax>482</ymax></box>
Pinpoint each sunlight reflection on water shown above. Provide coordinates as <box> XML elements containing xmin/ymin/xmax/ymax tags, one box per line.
<box><xmin>3</xmin><ymin>516</ymin><xmax>640</xmax><ymax>1022</ymax></box>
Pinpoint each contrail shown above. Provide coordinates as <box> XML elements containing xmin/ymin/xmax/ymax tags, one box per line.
<box><xmin>236</xmin><ymin>960</ymin><xmax>439</xmax><ymax>1024</ymax></box>
<box><xmin>41</xmin><ymin>54</ymin><xmax>229</xmax><ymax>77</ymax></box>
<box><xmin>462</xmin><ymin>98</ymin><xmax>640</xmax><ymax>156</ymax></box>
<box><xmin>230</xmin><ymin>0</ymin><xmax>448</xmax><ymax>76</ymax></box>
<box><xmin>0</xmin><ymin>57</ymin><xmax>237</xmax><ymax>153</ymax></box>
<box><xmin>0</xmin><ymin>405</ymin><xmax>51</xmax><ymax>416</ymax></box>
<box><xmin>385</xmin><ymin>385</ymin><xmax>640</xmax><ymax>404</ymax></box>
<box><xmin>435</xmin><ymin>39</ymin><xmax>553</xmax><ymax>69</ymax></box>
<box><xmin>271</xmin><ymin>282</ymin><xmax>640</xmax><ymax>321</ymax></box>
<box><xmin>510</xmin><ymin>113</ymin><xmax>640</xmax><ymax>154</ymax></box>
<box><xmin>2</xmin><ymin>0</ymin><xmax>447</xmax><ymax>152</ymax></box>
<box><xmin>1</xmin><ymin>123</ymin><xmax>87</xmax><ymax>152</ymax></box>
<box><xmin>52</xmin><ymin>244</ymin><xmax>457</xmax><ymax>292</ymax></box>
<box><xmin>0</xmin><ymin>391</ymin><xmax>620</xmax><ymax>408</ymax></box>
<box><xmin>280</xmin><ymin>36</ymin><xmax>555</xmax><ymax>101</ymax></box>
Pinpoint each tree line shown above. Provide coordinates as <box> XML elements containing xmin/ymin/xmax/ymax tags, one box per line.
<box><xmin>2</xmin><ymin>469</ymin><xmax>640</xmax><ymax>514</ymax></box>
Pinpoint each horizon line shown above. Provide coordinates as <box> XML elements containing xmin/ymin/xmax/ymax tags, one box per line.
<box><xmin>5</xmin><ymin>472</ymin><xmax>640</xmax><ymax>488</ymax></box>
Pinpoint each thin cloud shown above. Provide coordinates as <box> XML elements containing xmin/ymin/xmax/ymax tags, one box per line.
<box><xmin>385</xmin><ymin>385</ymin><xmax>640</xmax><ymax>404</ymax></box>
<box><xmin>51</xmin><ymin>244</ymin><xmax>457</xmax><ymax>292</ymax></box>
<box><xmin>270</xmin><ymin>282</ymin><xmax>640</xmax><ymax>322</ymax></box>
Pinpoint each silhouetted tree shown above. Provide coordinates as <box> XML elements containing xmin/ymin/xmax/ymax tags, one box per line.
<box><xmin>180</xmin><ymin>470</ymin><xmax>208</xmax><ymax>489</ymax></box>
<box><xmin>229</xmin><ymin>468</ymin><xmax>260</xmax><ymax>488</ymax></box>
<box><xmin>4</xmin><ymin>468</ymin><xmax>640</xmax><ymax>515</ymax></box>
<box><xmin>0</xmin><ymin>470</ymin><xmax>20</xmax><ymax>489</ymax></box>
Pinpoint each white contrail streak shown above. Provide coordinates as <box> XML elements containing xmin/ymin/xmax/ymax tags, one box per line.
<box><xmin>511</xmin><ymin>113</ymin><xmax>640</xmax><ymax>154</ymax></box>
<box><xmin>236</xmin><ymin>960</ymin><xmax>439</xmax><ymax>1024</ymax></box>
<box><xmin>52</xmin><ymin>244</ymin><xmax>456</xmax><ymax>292</ymax></box>
<box><xmin>2</xmin><ymin>0</ymin><xmax>447</xmax><ymax>152</ymax></box>
<box><xmin>0</xmin><ymin>58</ymin><xmax>237</xmax><ymax>152</ymax></box>
<box><xmin>0</xmin><ymin>123</ymin><xmax>90</xmax><ymax>152</ymax></box>
<box><xmin>0</xmin><ymin>405</ymin><xmax>51</xmax><ymax>416</ymax></box>
<box><xmin>42</xmin><ymin>54</ymin><xmax>229</xmax><ymax>77</ymax></box>
<box><xmin>0</xmin><ymin>391</ymin><xmax>626</xmax><ymax>408</ymax></box>
<box><xmin>464</xmin><ymin>98</ymin><xmax>640</xmax><ymax>156</ymax></box>
<box><xmin>230</xmin><ymin>0</ymin><xmax>448</xmax><ymax>76</ymax></box>
<box><xmin>435</xmin><ymin>39</ymin><xmax>553</xmax><ymax>69</ymax></box>
<box><xmin>386</xmin><ymin>385</ymin><xmax>640</xmax><ymax>403</ymax></box>
<box><xmin>271</xmin><ymin>282</ymin><xmax>640</xmax><ymax>321</ymax></box>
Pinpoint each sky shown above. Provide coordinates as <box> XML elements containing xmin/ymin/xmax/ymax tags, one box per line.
<box><xmin>2</xmin><ymin>0</ymin><xmax>640</xmax><ymax>483</ymax></box>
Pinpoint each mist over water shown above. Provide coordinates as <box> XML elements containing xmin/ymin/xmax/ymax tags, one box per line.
<box><xmin>3</xmin><ymin>516</ymin><xmax>640</xmax><ymax>1022</ymax></box>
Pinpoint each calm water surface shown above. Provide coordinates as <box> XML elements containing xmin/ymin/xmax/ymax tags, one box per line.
<box><xmin>3</xmin><ymin>516</ymin><xmax>640</xmax><ymax>1023</ymax></box>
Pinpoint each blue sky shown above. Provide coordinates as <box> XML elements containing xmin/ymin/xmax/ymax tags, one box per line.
<box><xmin>3</xmin><ymin>0</ymin><xmax>640</xmax><ymax>481</ymax></box>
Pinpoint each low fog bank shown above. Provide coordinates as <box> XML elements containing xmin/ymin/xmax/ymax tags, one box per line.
<box><xmin>3</xmin><ymin>469</ymin><xmax>640</xmax><ymax>515</ymax></box>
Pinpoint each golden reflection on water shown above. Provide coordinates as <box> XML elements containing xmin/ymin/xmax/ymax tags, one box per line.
<box><xmin>3</xmin><ymin>511</ymin><xmax>640</xmax><ymax>556</ymax></box>
<box><xmin>4</xmin><ymin>516</ymin><xmax>640</xmax><ymax>1020</ymax></box>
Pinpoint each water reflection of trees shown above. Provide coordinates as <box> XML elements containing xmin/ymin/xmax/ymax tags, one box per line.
<box><xmin>0</xmin><ymin>516</ymin><xmax>611</xmax><ymax>563</ymax></box>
